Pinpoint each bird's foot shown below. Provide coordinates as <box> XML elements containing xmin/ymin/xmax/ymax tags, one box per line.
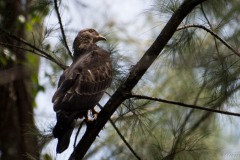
<box><xmin>83</xmin><ymin>112</ymin><xmax>92</xmax><ymax>122</ymax></box>
<box><xmin>82</xmin><ymin>110</ymin><xmax>97</xmax><ymax>122</ymax></box>
<box><xmin>91</xmin><ymin>108</ymin><xmax>98</xmax><ymax>119</ymax></box>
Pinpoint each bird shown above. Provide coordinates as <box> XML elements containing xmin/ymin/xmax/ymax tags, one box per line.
<box><xmin>52</xmin><ymin>28</ymin><xmax>113</xmax><ymax>153</ymax></box>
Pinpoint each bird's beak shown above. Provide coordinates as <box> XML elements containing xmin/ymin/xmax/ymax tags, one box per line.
<box><xmin>96</xmin><ymin>34</ymin><xmax>106</xmax><ymax>42</ymax></box>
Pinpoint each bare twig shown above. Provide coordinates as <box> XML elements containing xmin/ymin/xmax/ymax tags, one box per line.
<box><xmin>0</xmin><ymin>42</ymin><xmax>48</xmax><ymax>59</ymax></box>
<box><xmin>177</xmin><ymin>24</ymin><xmax>240</xmax><ymax>57</ymax></box>
<box><xmin>98</xmin><ymin>104</ymin><xmax>141</xmax><ymax>160</ymax></box>
<box><xmin>109</xmin><ymin>119</ymin><xmax>141</xmax><ymax>160</ymax></box>
<box><xmin>69</xmin><ymin>0</ymin><xmax>207</xmax><ymax>159</ymax></box>
<box><xmin>0</xmin><ymin>28</ymin><xmax>67</xmax><ymax>69</ymax></box>
<box><xmin>54</xmin><ymin>0</ymin><xmax>73</xmax><ymax>58</ymax></box>
<box><xmin>129</xmin><ymin>94</ymin><xmax>240</xmax><ymax>117</ymax></box>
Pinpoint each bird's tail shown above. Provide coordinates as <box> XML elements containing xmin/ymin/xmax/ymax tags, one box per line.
<box><xmin>52</xmin><ymin>112</ymin><xmax>75</xmax><ymax>153</ymax></box>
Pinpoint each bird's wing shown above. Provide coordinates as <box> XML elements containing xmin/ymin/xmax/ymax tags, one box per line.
<box><xmin>52</xmin><ymin>48</ymin><xmax>112</xmax><ymax>112</ymax></box>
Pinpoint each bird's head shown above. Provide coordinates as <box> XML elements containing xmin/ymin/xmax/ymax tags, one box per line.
<box><xmin>74</xmin><ymin>28</ymin><xmax>106</xmax><ymax>45</ymax></box>
<box><xmin>73</xmin><ymin>28</ymin><xmax>106</xmax><ymax>58</ymax></box>
<box><xmin>79</xmin><ymin>28</ymin><xmax>106</xmax><ymax>42</ymax></box>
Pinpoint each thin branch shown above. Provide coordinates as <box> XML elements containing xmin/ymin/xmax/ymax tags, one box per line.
<box><xmin>73</xmin><ymin>120</ymin><xmax>85</xmax><ymax>150</ymax></box>
<box><xmin>54</xmin><ymin>0</ymin><xmax>73</xmax><ymax>58</ymax></box>
<box><xmin>0</xmin><ymin>28</ymin><xmax>48</xmax><ymax>56</ymax></box>
<box><xmin>190</xmin><ymin>85</ymin><xmax>240</xmax><ymax>132</ymax></box>
<box><xmin>105</xmin><ymin>91</ymin><xmax>140</xmax><ymax>122</ymax></box>
<box><xmin>200</xmin><ymin>4</ymin><xmax>225</xmax><ymax>70</ymax></box>
<box><xmin>200</xmin><ymin>4</ymin><xmax>211</xmax><ymax>26</ymax></box>
<box><xmin>108</xmin><ymin>119</ymin><xmax>141</xmax><ymax>160</ymax></box>
<box><xmin>129</xmin><ymin>94</ymin><xmax>240</xmax><ymax>117</ymax></box>
<box><xmin>177</xmin><ymin>24</ymin><xmax>240</xmax><ymax>57</ymax></box>
<box><xmin>0</xmin><ymin>28</ymin><xmax>67</xmax><ymax>69</ymax></box>
<box><xmin>0</xmin><ymin>42</ymin><xmax>48</xmax><ymax>59</ymax></box>
<box><xmin>69</xmin><ymin>0</ymin><xmax>207</xmax><ymax>159</ymax></box>
<box><xmin>98</xmin><ymin>104</ymin><xmax>141</xmax><ymax>160</ymax></box>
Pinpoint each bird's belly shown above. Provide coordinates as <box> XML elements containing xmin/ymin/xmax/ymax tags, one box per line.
<box><xmin>62</xmin><ymin>92</ymin><xmax>104</xmax><ymax>112</ymax></box>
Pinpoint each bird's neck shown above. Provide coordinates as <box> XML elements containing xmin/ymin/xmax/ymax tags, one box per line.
<box><xmin>73</xmin><ymin>37</ymin><xmax>93</xmax><ymax>50</ymax></box>
<box><xmin>73</xmin><ymin>41</ymin><xmax>98</xmax><ymax>61</ymax></box>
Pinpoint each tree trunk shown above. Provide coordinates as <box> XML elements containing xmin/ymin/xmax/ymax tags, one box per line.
<box><xmin>0</xmin><ymin>0</ymin><xmax>40</xmax><ymax>159</ymax></box>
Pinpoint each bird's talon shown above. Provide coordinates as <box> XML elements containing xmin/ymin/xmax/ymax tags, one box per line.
<box><xmin>91</xmin><ymin>108</ymin><xmax>98</xmax><ymax>119</ymax></box>
<box><xmin>93</xmin><ymin>113</ymin><xmax>98</xmax><ymax>119</ymax></box>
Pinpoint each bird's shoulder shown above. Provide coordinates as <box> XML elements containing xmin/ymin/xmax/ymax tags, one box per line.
<box><xmin>71</xmin><ymin>44</ymin><xmax>111</xmax><ymax>71</ymax></box>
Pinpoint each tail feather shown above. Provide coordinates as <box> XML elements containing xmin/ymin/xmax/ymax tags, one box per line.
<box><xmin>53</xmin><ymin>112</ymin><xmax>75</xmax><ymax>153</ymax></box>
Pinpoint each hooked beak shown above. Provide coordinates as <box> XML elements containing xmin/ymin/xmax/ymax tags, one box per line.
<box><xmin>95</xmin><ymin>34</ymin><xmax>106</xmax><ymax>42</ymax></box>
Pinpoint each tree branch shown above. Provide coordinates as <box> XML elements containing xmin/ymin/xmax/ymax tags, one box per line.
<box><xmin>108</xmin><ymin>119</ymin><xmax>141</xmax><ymax>160</ymax></box>
<box><xmin>0</xmin><ymin>28</ymin><xmax>67</xmax><ymax>69</ymax></box>
<box><xmin>54</xmin><ymin>0</ymin><xmax>73</xmax><ymax>58</ymax></box>
<box><xmin>69</xmin><ymin>0</ymin><xmax>207</xmax><ymax>159</ymax></box>
<box><xmin>177</xmin><ymin>24</ymin><xmax>240</xmax><ymax>57</ymax></box>
<box><xmin>0</xmin><ymin>42</ymin><xmax>48</xmax><ymax>59</ymax></box>
<box><xmin>128</xmin><ymin>94</ymin><xmax>240</xmax><ymax>117</ymax></box>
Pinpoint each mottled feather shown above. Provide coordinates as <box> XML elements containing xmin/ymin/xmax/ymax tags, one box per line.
<box><xmin>52</xmin><ymin>28</ymin><xmax>113</xmax><ymax>153</ymax></box>
<box><xmin>52</xmin><ymin>47</ymin><xmax>112</xmax><ymax>112</ymax></box>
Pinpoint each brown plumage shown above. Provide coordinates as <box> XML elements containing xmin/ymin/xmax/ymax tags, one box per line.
<box><xmin>52</xmin><ymin>28</ymin><xmax>112</xmax><ymax>153</ymax></box>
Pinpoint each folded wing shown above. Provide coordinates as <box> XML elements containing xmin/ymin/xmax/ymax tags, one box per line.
<box><xmin>52</xmin><ymin>48</ymin><xmax>112</xmax><ymax>112</ymax></box>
